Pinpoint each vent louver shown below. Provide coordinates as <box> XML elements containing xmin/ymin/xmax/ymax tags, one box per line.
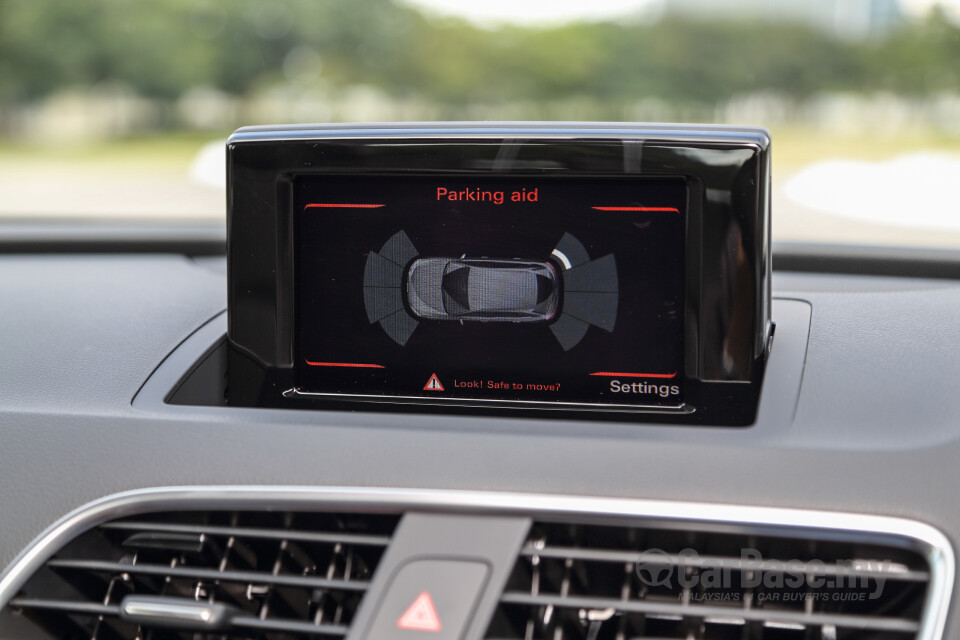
<box><xmin>485</xmin><ymin>521</ymin><xmax>933</xmax><ymax>640</ymax></box>
<box><xmin>3</xmin><ymin>510</ymin><xmax>399</xmax><ymax>640</ymax></box>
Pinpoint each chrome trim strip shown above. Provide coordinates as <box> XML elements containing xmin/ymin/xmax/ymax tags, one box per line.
<box><xmin>0</xmin><ymin>487</ymin><xmax>952</xmax><ymax>640</ymax></box>
<box><xmin>283</xmin><ymin>389</ymin><xmax>692</xmax><ymax>414</ymax></box>
<box><xmin>226</xmin><ymin>122</ymin><xmax>772</xmax><ymax>147</ymax></box>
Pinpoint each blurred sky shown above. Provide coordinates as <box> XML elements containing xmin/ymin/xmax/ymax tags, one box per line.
<box><xmin>401</xmin><ymin>0</ymin><xmax>960</xmax><ymax>24</ymax></box>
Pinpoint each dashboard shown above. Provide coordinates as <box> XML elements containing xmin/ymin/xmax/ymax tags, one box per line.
<box><xmin>1</xmin><ymin>124</ymin><xmax>959</xmax><ymax>640</ymax></box>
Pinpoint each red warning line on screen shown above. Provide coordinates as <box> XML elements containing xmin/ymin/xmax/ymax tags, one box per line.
<box><xmin>304</xmin><ymin>203</ymin><xmax>385</xmax><ymax>209</ymax></box>
<box><xmin>305</xmin><ymin>361</ymin><xmax>385</xmax><ymax>368</ymax></box>
<box><xmin>590</xmin><ymin>371</ymin><xmax>678</xmax><ymax>378</ymax></box>
<box><xmin>592</xmin><ymin>206</ymin><xmax>679</xmax><ymax>213</ymax></box>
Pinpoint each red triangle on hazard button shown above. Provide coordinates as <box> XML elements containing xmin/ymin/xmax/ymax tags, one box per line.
<box><xmin>423</xmin><ymin>373</ymin><xmax>444</xmax><ymax>391</ymax></box>
<box><xmin>396</xmin><ymin>590</ymin><xmax>443</xmax><ymax>632</ymax></box>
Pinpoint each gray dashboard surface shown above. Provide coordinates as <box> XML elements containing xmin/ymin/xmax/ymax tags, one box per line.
<box><xmin>0</xmin><ymin>255</ymin><xmax>225</xmax><ymax>412</ymax></box>
<box><xmin>0</xmin><ymin>255</ymin><xmax>959</xmax><ymax>632</ymax></box>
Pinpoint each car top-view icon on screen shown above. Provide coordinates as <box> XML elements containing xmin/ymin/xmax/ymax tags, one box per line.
<box><xmin>406</xmin><ymin>257</ymin><xmax>558</xmax><ymax>323</ymax></box>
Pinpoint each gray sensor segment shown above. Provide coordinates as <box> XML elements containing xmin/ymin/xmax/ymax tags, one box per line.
<box><xmin>363</xmin><ymin>286</ymin><xmax>406</xmax><ymax>324</ymax></box>
<box><xmin>563</xmin><ymin>292</ymin><xmax>618</xmax><ymax>333</ymax></box>
<box><xmin>549</xmin><ymin>314</ymin><xmax>590</xmax><ymax>352</ymax></box>
<box><xmin>379</xmin><ymin>310</ymin><xmax>419</xmax><ymax>347</ymax></box>
<box><xmin>380</xmin><ymin>230</ymin><xmax>418</xmax><ymax>268</ymax></box>
<box><xmin>363</xmin><ymin>252</ymin><xmax>404</xmax><ymax>289</ymax></box>
<box><xmin>563</xmin><ymin>253</ymin><xmax>618</xmax><ymax>293</ymax></box>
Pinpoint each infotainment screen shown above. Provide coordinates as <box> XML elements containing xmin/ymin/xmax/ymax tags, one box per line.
<box><xmin>294</xmin><ymin>175</ymin><xmax>686</xmax><ymax>408</ymax></box>
<box><xmin>227</xmin><ymin>124</ymin><xmax>771</xmax><ymax>425</ymax></box>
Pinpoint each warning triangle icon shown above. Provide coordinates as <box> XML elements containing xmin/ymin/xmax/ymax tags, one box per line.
<box><xmin>396</xmin><ymin>590</ymin><xmax>442</xmax><ymax>632</ymax></box>
<box><xmin>423</xmin><ymin>373</ymin><xmax>444</xmax><ymax>391</ymax></box>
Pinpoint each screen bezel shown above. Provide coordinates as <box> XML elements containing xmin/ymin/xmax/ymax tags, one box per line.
<box><xmin>226</xmin><ymin>124</ymin><xmax>771</xmax><ymax>425</ymax></box>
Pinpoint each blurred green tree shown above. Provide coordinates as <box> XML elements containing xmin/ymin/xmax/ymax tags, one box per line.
<box><xmin>0</xmin><ymin>0</ymin><xmax>956</xmax><ymax>109</ymax></box>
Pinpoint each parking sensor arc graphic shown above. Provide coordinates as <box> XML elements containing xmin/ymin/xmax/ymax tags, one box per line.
<box><xmin>362</xmin><ymin>230</ymin><xmax>618</xmax><ymax>350</ymax></box>
<box><xmin>549</xmin><ymin>232</ymin><xmax>619</xmax><ymax>351</ymax></box>
<box><xmin>363</xmin><ymin>230</ymin><xmax>420</xmax><ymax>346</ymax></box>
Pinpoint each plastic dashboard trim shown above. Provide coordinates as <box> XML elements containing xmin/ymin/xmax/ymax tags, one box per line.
<box><xmin>0</xmin><ymin>486</ymin><xmax>952</xmax><ymax>640</ymax></box>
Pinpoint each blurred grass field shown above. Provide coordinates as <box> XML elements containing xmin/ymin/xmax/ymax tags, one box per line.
<box><xmin>770</xmin><ymin>127</ymin><xmax>960</xmax><ymax>170</ymax></box>
<box><xmin>0</xmin><ymin>132</ymin><xmax>230</xmax><ymax>220</ymax></box>
<box><xmin>0</xmin><ymin>132</ymin><xmax>228</xmax><ymax>168</ymax></box>
<box><xmin>2</xmin><ymin>127</ymin><xmax>960</xmax><ymax>248</ymax></box>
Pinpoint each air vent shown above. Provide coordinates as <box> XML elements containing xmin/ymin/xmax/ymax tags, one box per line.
<box><xmin>485</xmin><ymin>520</ymin><xmax>933</xmax><ymax>640</ymax></box>
<box><xmin>2</xmin><ymin>510</ymin><xmax>399</xmax><ymax>640</ymax></box>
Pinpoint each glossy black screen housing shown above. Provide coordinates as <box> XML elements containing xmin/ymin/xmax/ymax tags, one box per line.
<box><xmin>226</xmin><ymin>123</ymin><xmax>772</xmax><ymax>425</ymax></box>
<box><xmin>294</xmin><ymin>175</ymin><xmax>686</xmax><ymax>407</ymax></box>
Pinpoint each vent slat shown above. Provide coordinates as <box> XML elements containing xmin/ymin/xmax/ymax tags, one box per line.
<box><xmin>498</xmin><ymin>592</ymin><xmax>922</xmax><ymax>634</ymax></box>
<box><xmin>520</xmin><ymin>545</ymin><xmax>930</xmax><ymax>582</ymax></box>
<box><xmin>5</xmin><ymin>510</ymin><xmax>398</xmax><ymax>640</ymax></box>
<box><xmin>10</xmin><ymin>598</ymin><xmax>352</xmax><ymax>637</ymax></box>
<box><xmin>101</xmin><ymin>521</ymin><xmax>392</xmax><ymax>547</ymax></box>
<box><xmin>9</xmin><ymin>598</ymin><xmax>121</xmax><ymax>616</ymax></box>
<box><xmin>487</xmin><ymin>520</ymin><xmax>932</xmax><ymax>640</ymax></box>
<box><xmin>47</xmin><ymin>558</ymin><xmax>371</xmax><ymax>591</ymax></box>
<box><xmin>232</xmin><ymin>616</ymin><xmax>350</xmax><ymax>635</ymax></box>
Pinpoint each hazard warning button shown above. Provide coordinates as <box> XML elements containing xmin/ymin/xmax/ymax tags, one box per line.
<box><xmin>362</xmin><ymin>559</ymin><xmax>489</xmax><ymax>640</ymax></box>
<box><xmin>397</xmin><ymin>591</ymin><xmax>442</xmax><ymax>632</ymax></box>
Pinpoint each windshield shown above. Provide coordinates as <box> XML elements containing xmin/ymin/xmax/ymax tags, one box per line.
<box><xmin>2</xmin><ymin>0</ymin><xmax>959</xmax><ymax>248</ymax></box>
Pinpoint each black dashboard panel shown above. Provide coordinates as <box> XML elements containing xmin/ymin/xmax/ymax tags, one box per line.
<box><xmin>1</xmin><ymin>253</ymin><xmax>960</xmax><ymax>635</ymax></box>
